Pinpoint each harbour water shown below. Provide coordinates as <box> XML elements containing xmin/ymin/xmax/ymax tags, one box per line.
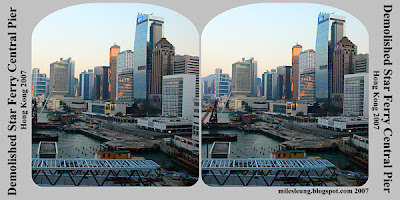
<box><xmin>33</xmin><ymin>113</ymin><xmax>192</xmax><ymax>175</ymax></box>
<box><xmin>202</xmin><ymin>113</ymin><xmax>368</xmax><ymax>174</ymax></box>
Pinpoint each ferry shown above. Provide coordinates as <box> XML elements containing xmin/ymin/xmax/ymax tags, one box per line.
<box><xmin>47</xmin><ymin>111</ymin><xmax>61</xmax><ymax>121</ymax></box>
<box><xmin>94</xmin><ymin>150</ymin><xmax>144</xmax><ymax>160</ymax></box>
<box><xmin>228</xmin><ymin>112</ymin><xmax>241</xmax><ymax>121</ymax></box>
<box><xmin>242</xmin><ymin>114</ymin><xmax>257</xmax><ymax>124</ymax></box>
<box><xmin>61</xmin><ymin>114</ymin><xmax>77</xmax><ymax>124</ymax></box>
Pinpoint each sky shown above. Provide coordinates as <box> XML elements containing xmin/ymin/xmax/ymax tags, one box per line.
<box><xmin>201</xmin><ymin>3</ymin><xmax>369</xmax><ymax>78</ymax></box>
<box><xmin>32</xmin><ymin>3</ymin><xmax>199</xmax><ymax>77</ymax></box>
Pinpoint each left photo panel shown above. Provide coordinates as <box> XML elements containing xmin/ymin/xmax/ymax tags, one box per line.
<box><xmin>31</xmin><ymin>3</ymin><xmax>199</xmax><ymax>187</ymax></box>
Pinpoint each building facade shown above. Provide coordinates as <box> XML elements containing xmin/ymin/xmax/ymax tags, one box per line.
<box><xmin>117</xmin><ymin>68</ymin><xmax>134</xmax><ymax>103</ymax></box>
<box><xmin>32</xmin><ymin>68</ymin><xmax>49</xmax><ymax>98</ymax></box>
<box><xmin>291</xmin><ymin>44</ymin><xmax>302</xmax><ymax>101</ymax></box>
<box><xmin>49</xmin><ymin>60</ymin><xmax>69</xmax><ymax>96</ymax></box>
<box><xmin>315</xmin><ymin>13</ymin><xmax>346</xmax><ymax>102</ymax></box>
<box><xmin>355</xmin><ymin>53</ymin><xmax>369</xmax><ymax>73</ymax></box>
<box><xmin>245</xmin><ymin>57</ymin><xmax>258</xmax><ymax>97</ymax></box>
<box><xmin>173</xmin><ymin>55</ymin><xmax>200</xmax><ymax>97</ymax></box>
<box><xmin>109</xmin><ymin>44</ymin><xmax>120</xmax><ymax>101</ymax></box>
<box><xmin>299</xmin><ymin>49</ymin><xmax>315</xmax><ymax>72</ymax></box>
<box><xmin>343</xmin><ymin>73</ymin><xmax>368</xmax><ymax>117</ymax></box>
<box><xmin>117</xmin><ymin>50</ymin><xmax>134</xmax><ymax>72</ymax></box>
<box><xmin>133</xmin><ymin>14</ymin><xmax>164</xmax><ymax>102</ymax></box>
<box><xmin>162</xmin><ymin>74</ymin><xmax>196</xmax><ymax>120</ymax></box>
<box><xmin>100</xmin><ymin>66</ymin><xmax>111</xmax><ymax>100</ymax></box>
<box><xmin>150</xmin><ymin>38</ymin><xmax>175</xmax><ymax>107</ymax></box>
<box><xmin>232</xmin><ymin>59</ymin><xmax>251</xmax><ymax>97</ymax></box>
<box><xmin>263</xmin><ymin>69</ymin><xmax>277</xmax><ymax>100</ymax></box>
<box><xmin>332</xmin><ymin>37</ymin><xmax>357</xmax><ymax>106</ymax></box>
<box><xmin>214</xmin><ymin>68</ymin><xmax>230</xmax><ymax>98</ymax></box>
<box><xmin>61</xmin><ymin>57</ymin><xmax>75</xmax><ymax>97</ymax></box>
<box><xmin>299</xmin><ymin>68</ymin><xmax>316</xmax><ymax>103</ymax></box>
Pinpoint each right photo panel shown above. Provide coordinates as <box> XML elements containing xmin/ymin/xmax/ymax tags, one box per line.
<box><xmin>201</xmin><ymin>3</ymin><xmax>369</xmax><ymax>187</ymax></box>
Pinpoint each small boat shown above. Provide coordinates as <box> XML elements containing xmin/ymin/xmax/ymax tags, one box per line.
<box><xmin>228</xmin><ymin>112</ymin><xmax>241</xmax><ymax>121</ymax></box>
<box><xmin>47</xmin><ymin>111</ymin><xmax>61</xmax><ymax>121</ymax></box>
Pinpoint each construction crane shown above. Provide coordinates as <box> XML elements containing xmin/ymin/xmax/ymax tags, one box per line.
<box><xmin>201</xmin><ymin>100</ymin><xmax>218</xmax><ymax>124</ymax></box>
<box><xmin>220</xmin><ymin>92</ymin><xmax>232</xmax><ymax>113</ymax></box>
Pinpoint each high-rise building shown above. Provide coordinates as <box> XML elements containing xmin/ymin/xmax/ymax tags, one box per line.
<box><xmin>355</xmin><ymin>53</ymin><xmax>369</xmax><ymax>73</ymax></box>
<box><xmin>343</xmin><ymin>73</ymin><xmax>368</xmax><ymax>117</ymax></box>
<box><xmin>232</xmin><ymin>59</ymin><xmax>251</xmax><ymax>97</ymax></box>
<box><xmin>276</xmin><ymin>66</ymin><xmax>284</xmax><ymax>100</ymax></box>
<box><xmin>173</xmin><ymin>55</ymin><xmax>200</xmax><ymax>97</ymax></box>
<box><xmin>282</xmin><ymin>66</ymin><xmax>292</xmax><ymax>100</ymax></box>
<box><xmin>88</xmin><ymin>69</ymin><xmax>94</xmax><ymax>100</ymax></box>
<box><xmin>214</xmin><ymin>68</ymin><xmax>230</xmax><ymax>98</ymax></box>
<box><xmin>162</xmin><ymin>74</ymin><xmax>196</xmax><ymax>119</ymax></box>
<box><xmin>192</xmin><ymin>97</ymin><xmax>200</xmax><ymax>141</ymax></box>
<box><xmin>79</xmin><ymin>70</ymin><xmax>90</xmax><ymax>100</ymax></box>
<box><xmin>93</xmin><ymin>66</ymin><xmax>103</xmax><ymax>100</ymax></box>
<box><xmin>299</xmin><ymin>49</ymin><xmax>315</xmax><ymax>72</ymax></box>
<box><xmin>133</xmin><ymin>14</ymin><xmax>164</xmax><ymax>102</ymax></box>
<box><xmin>117</xmin><ymin>50</ymin><xmax>134</xmax><ymax>72</ymax></box>
<box><xmin>245</xmin><ymin>57</ymin><xmax>258</xmax><ymax>97</ymax></box>
<box><xmin>49</xmin><ymin>59</ymin><xmax>69</xmax><ymax>96</ymax></box>
<box><xmin>299</xmin><ymin>68</ymin><xmax>316</xmax><ymax>103</ymax></box>
<box><xmin>315</xmin><ymin>13</ymin><xmax>346</xmax><ymax>102</ymax></box>
<box><xmin>332</xmin><ymin>37</ymin><xmax>357</xmax><ymax>106</ymax></box>
<box><xmin>263</xmin><ymin>69</ymin><xmax>277</xmax><ymax>100</ymax></box>
<box><xmin>61</xmin><ymin>57</ymin><xmax>75</xmax><ymax>97</ymax></box>
<box><xmin>150</xmin><ymin>38</ymin><xmax>175</xmax><ymax>107</ymax></box>
<box><xmin>100</xmin><ymin>66</ymin><xmax>111</xmax><ymax>100</ymax></box>
<box><xmin>291</xmin><ymin>44</ymin><xmax>302</xmax><ymax>101</ymax></box>
<box><xmin>117</xmin><ymin>68</ymin><xmax>134</xmax><ymax>103</ymax></box>
<box><xmin>32</xmin><ymin>68</ymin><xmax>49</xmax><ymax>98</ymax></box>
<box><xmin>109</xmin><ymin>44</ymin><xmax>120</xmax><ymax>101</ymax></box>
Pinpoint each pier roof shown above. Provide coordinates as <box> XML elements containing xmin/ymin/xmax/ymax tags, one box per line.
<box><xmin>202</xmin><ymin>158</ymin><xmax>335</xmax><ymax>171</ymax></box>
<box><xmin>32</xmin><ymin>158</ymin><xmax>160</xmax><ymax>170</ymax></box>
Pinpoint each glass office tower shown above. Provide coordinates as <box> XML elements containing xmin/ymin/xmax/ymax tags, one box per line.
<box><xmin>133</xmin><ymin>14</ymin><xmax>164</xmax><ymax>102</ymax></box>
<box><xmin>315</xmin><ymin>13</ymin><xmax>345</xmax><ymax>102</ymax></box>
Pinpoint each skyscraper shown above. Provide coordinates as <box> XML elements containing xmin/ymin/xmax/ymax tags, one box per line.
<box><xmin>150</xmin><ymin>38</ymin><xmax>175</xmax><ymax>107</ymax></box>
<box><xmin>100</xmin><ymin>66</ymin><xmax>111</xmax><ymax>100</ymax></box>
<box><xmin>214</xmin><ymin>68</ymin><xmax>230</xmax><ymax>98</ymax></box>
<box><xmin>32</xmin><ymin>68</ymin><xmax>49</xmax><ymax>98</ymax></box>
<box><xmin>245</xmin><ymin>57</ymin><xmax>258</xmax><ymax>97</ymax></box>
<box><xmin>117</xmin><ymin>50</ymin><xmax>134</xmax><ymax>72</ymax></box>
<box><xmin>332</xmin><ymin>36</ymin><xmax>357</xmax><ymax>106</ymax></box>
<box><xmin>93</xmin><ymin>66</ymin><xmax>103</xmax><ymax>100</ymax></box>
<box><xmin>232</xmin><ymin>59</ymin><xmax>251</xmax><ymax>97</ymax></box>
<box><xmin>263</xmin><ymin>69</ymin><xmax>277</xmax><ymax>100</ymax></box>
<box><xmin>315</xmin><ymin>13</ymin><xmax>346</xmax><ymax>102</ymax></box>
<box><xmin>343</xmin><ymin>73</ymin><xmax>368</xmax><ymax>117</ymax></box>
<box><xmin>299</xmin><ymin>49</ymin><xmax>315</xmax><ymax>72</ymax></box>
<box><xmin>299</xmin><ymin>49</ymin><xmax>316</xmax><ymax>102</ymax></box>
<box><xmin>109</xmin><ymin>44</ymin><xmax>120</xmax><ymax>101</ymax></box>
<box><xmin>291</xmin><ymin>44</ymin><xmax>302</xmax><ymax>101</ymax></box>
<box><xmin>79</xmin><ymin>70</ymin><xmax>90</xmax><ymax>100</ymax></box>
<box><xmin>173</xmin><ymin>55</ymin><xmax>200</xmax><ymax>97</ymax></box>
<box><xmin>282</xmin><ymin>66</ymin><xmax>292</xmax><ymax>100</ymax></box>
<box><xmin>61</xmin><ymin>57</ymin><xmax>75</xmax><ymax>97</ymax></box>
<box><xmin>133</xmin><ymin>14</ymin><xmax>164</xmax><ymax>102</ymax></box>
<box><xmin>276</xmin><ymin>66</ymin><xmax>284</xmax><ymax>100</ymax></box>
<box><xmin>117</xmin><ymin>68</ymin><xmax>134</xmax><ymax>103</ymax></box>
<box><xmin>355</xmin><ymin>53</ymin><xmax>369</xmax><ymax>73</ymax></box>
<box><xmin>49</xmin><ymin>59</ymin><xmax>69</xmax><ymax>96</ymax></box>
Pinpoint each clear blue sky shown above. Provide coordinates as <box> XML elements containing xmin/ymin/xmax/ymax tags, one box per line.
<box><xmin>201</xmin><ymin>3</ymin><xmax>369</xmax><ymax>78</ymax></box>
<box><xmin>32</xmin><ymin>3</ymin><xmax>199</xmax><ymax>77</ymax></box>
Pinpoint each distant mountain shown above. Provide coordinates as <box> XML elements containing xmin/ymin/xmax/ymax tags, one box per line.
<box><xmin>201</xmin><ymin>74</ymin><xmax>215</xmax><ymax>82</ymax></box>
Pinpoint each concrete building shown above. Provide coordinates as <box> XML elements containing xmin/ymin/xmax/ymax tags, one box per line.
<box><xmin>332</xmin><ymin>37</ymin><xmax>357</xmax><ymax>106</ymax></box>
<box><xmin>150</xmin><ymin>38</ymin><xmax>175</xmax><ymax>107</ymax></box>
<box><xmin>232</xmin><ymin>59</ymin><xmax>251</xmax><ymax>97</ymax></box>
<box><xmin>299</xmin><ymin>49</ymin><xmax>315</xmax><ymax>72</ymax></box>
<box><xmin>317</xmin><ymin>116</ymin><xmax>368</xmax><ymax>132</ymax></box>
<box><xmin>117</xmin><ymin>50</ymin><xmax>134</xmax><ymax>72</ymax></box>
<box><xmin>173</xmin><ymin>55</ymin><xmax>200</xmax><ymax>97</ymax></box>
<box><xmin>137</xmin><ymin>117</ymin><xmax>192</xmax><ymax>133</ymax></box>
<box><xmin>315</xmin><ymin>13</ymin><xmax>346</xmax><ymax>102</ymax></box>
<box><xmin>214</xmin><ymin>68</ymin><xmax>230</xmax><ymax>98</ymax></box>
<box><xmin>299</xmin><ymin>68</ymin><xmax>316</xmax><ymax>103</ymax></box>
<box><xmin>343</xmin><ymin>73</ymin><xmax>368</xmax><ymax>117</ymax></box>
<box><xmin>61</xmin><ymin>57</ymin><xmax>75</xmax><ymax>97</ymax></box>
<box><xmin>291</xmin><ymin>44</ymin><xmax>302</xmax><ymax>101</ymax></box>
<box><xmin>355</xmin><ymin>53</ymin><xmax>369</xmax><ymax>73</ymax></box>
<box><xmin>87</xmin><ymin>102</ymin><xmax>127</xmax><ymax>115</ymax></box>
<box><xmin>263</xmin><ymin>69</ymin><xmax>277</xmax><ymax>100</ymax></box>
<box><xmin>133</xmin><ymin>14</ymin><xmax>164</xmax><ymax>102</ymax></box>
<box><xmin>49</xmin><ymin>59</ymin><xmax>69</xmax><ymax>97</ymax></box>
<box><xmin>32</xmin><ymin>68</ymin><xmax>49</xmax><ymax>98</ymax></box>
<box><xmin>245</xmin><ymin>57</ymin><xmax>258</xmax><ymax>97</ymax></box>
<box><xmin>162</xmin><ymin>74</ymin><xmax>196</xmax><ymax>120</ymax></box>
<box><xmin>79</xmin><ymin>70</ymin><xmax>90</xmax><ymax>100</ymax></box>
<box><xmin>117</xmin><ymin>68</ymin><xmax>134</xmax><ymax>103</ymax></box>
<box><xmin>109</xmin><ymin>44</ymin><xmax>120</xmax><ymax>101</ymax></box>
<box><xmin>269</xmin><ymin>102</ymin><xmax>308</xmax><ymax>115</ymax></box>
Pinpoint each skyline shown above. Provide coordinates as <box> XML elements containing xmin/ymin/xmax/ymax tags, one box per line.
<box><xmin>201</xmin><ymin>3</ymin><xmax>369</xmax><ymax>78</ymax></box>
<box><xmin>32</xmin><ymin>3</ymin><xmax>199</xmax><ymax>77</ymax></box>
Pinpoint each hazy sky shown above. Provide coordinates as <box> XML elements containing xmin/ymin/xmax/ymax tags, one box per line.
<box><xmin>32</xmin><ymin>3</ymin><xmax>199</xmax><ymax>77</ymax></box>
<box><xmin>201</xmin><ymin>3</ymin><xmax>369</xmax><ymax>78</ymax></box>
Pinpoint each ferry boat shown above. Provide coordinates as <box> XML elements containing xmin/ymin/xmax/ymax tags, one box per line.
<box><xmin>270</xmin><ymin>150</ymin><xmax>321</xmax><ymax>159</ymax></box>
<box><xmin>242</xmin><ymin>114</ymin><xmax>257</xmax><ymax>124</ymax></box>
<box><xmin>47</xmin><ymin>111</ymin><xmax>61</xmax><ymax>121</ymax></box>
<box><xmin>228</xmin><ymin>112</ymin><xmax>241</xmax><ymax>121</ymax></box>
<box><xmin>61</xmin><ymin>114</ymin><xmax>77</xmax><ymax>124</ymax></box>
<box><xmin>94</xmin><ymin>150</ymin><xmax>144</xmax><ymax>160</ymax></box>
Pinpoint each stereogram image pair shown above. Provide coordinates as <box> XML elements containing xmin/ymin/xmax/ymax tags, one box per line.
<box><xmin>32</xmin><ymin>3</ymin><xmax>368</xmax><ymax>187</ymax></box>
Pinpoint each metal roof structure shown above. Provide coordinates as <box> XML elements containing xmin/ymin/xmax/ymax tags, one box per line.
<box><xmin>32</xmin><ymin>158</ymin><xmax>160</xmax><ymax>170</ymax></box>
<box><xmin>202</xmin><ymin>158</ymin><xmax>335</xmax><ymax>170</ymax></box>
<box><xmin>202</xmin><ymin>158</ymin><xmax>336</xmax><ymax>186</ymax></box>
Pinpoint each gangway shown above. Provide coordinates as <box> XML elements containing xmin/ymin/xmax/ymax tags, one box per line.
<box><xmin>220</xmin><ymin>92</ymin><xmax>232</xmax><ymax>113</ymax></box>
<box><xmin>32</xmin><ymin>158</ymin><xmax>160</xmax><ymax>186</ymax></box>
<box><xmin>202</xmin><ymin>158</ymin><xmax>336</xmax><ymax>186</ymax></box>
